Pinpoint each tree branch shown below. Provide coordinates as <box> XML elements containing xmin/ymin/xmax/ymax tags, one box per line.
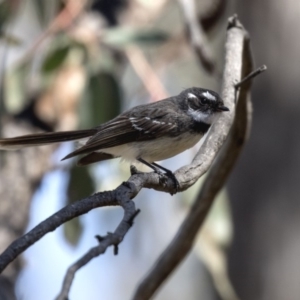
<box><xmin>55</xmin><ymin>193</ymin><xmax>140</xmax><ymax>300</ymax></box>
<box><xmin>178</xmin><ymin>0</ymin><xmax>216</xmax><ymax>73</ymax></box>
<box><xmin>131</xmin><ymin>15</ymin><xmax>258</xmax><ymax>300</ymax></box>
<box><xmin>125</xmin><ymin>46</ymin><xmax>169</xmax><ymax>102</ymax></box>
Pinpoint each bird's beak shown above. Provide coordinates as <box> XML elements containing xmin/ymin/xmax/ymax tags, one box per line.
<box><xmin>217</xmin><ymin>105</ymin><xmax>229</xmax><ymax>112</ymax></box>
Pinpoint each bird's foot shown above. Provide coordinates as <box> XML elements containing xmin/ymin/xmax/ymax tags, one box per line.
<box><xmin>152</xmin><ymin>167</ymin><xmax>179</xmax><ymax>195</ymax></box>
<box><xmin>130</xmin><ymin>165</ymin><xmax>140</xmax><ymax>175</ymax></box>
<box><xmin>137</xmin><ymin>158</ymin><xmax>179</xmax><ymax>195</ymax></box>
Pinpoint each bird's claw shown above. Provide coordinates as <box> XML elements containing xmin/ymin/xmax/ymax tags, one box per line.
<box><xmin>154</xmin><ymin>169</ymin><xmax>179</xmax><ymax>195</ymax></box>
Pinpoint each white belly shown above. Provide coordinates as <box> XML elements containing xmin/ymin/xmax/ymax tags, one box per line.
<box><xmin>99</xmin><ymin>132</ymin><xmax>203</xmax><ymax>162</ymax></box>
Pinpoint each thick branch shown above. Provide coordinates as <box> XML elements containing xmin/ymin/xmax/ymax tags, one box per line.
<box><xmin>132</xmin><ymin>16</ymin><xmax>255</xmax><ymax>300</ymax></box>
<box><xmin>0</xmin><ymin>189</ymin><xmax>119</xmax><ymax>273</ymax></box>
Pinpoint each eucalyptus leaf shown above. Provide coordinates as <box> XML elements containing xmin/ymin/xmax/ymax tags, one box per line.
<box><xmin>80</xmin><ymin>72</ymin><xmax>121</xmax><ymax>128</ymax></box>
<box><xmin>63</xmin><ymin>218</ymin><xmax>83</xmax><ymax>247</ymax></box>
<box><xmin>67</xmin><ymin>165</ymin><xmax>95</xmax><ymax>204</ymax></box>
<box><xmin>4</xmin><ymin>62</ymin><xmax>31</xmax><ymax>114</ymax></box>
<box><xmin>0</xmin><ymin>2</ymin><xmax>11</xmax><ymax>31</ymax></box>
<box><xmin>64</xmin><ymin>165</ymin><xmax>95</xmax><ymax>246</ymax></box>
<box><xmin>41</xmin><ymin>45</ymin><xmax>70</xmax><ymax>73</ymax></box>
<box><xmin>103</xmin><ymin>28</ymin><xmax>169</xmax><ymax>47</ymax></box>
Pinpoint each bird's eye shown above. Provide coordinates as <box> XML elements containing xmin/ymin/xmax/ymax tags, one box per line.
<box><xmin>199</xmin><ymin>97</ymin><xmax>208</xmax><ymax>105</ymax></box>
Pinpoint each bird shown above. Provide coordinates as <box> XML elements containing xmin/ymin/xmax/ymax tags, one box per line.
<box><xmin>0</xmin><ymin>87</ymin><xmax>229</xmax><ymax>190</ymax></box>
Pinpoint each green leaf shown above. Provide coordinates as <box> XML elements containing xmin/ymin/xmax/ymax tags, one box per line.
<box><xmin>103</xmin><ymin>28</ymin><xmax>169</xmax><ymax>47</ymax></box>
<box><xmin>0</xmin><ymin>2</ymin><xmax>12</xmax><ymax>31</ymax></box>
<box><xmin>4</xmin><ymin>61</ymin><xmax>31</xmax><ymax>114</ymax></box>
<box><xmin>41</xmin><ymin>45</ymin><xmax>70</xmax><ymax>73</ymax></box>
<box><xmin>133</xmin><ymin>31</ymin><xmax>169</xmax><ymax>44</ymax></box>
<box><xmin>80</xmin><ymin>72</ymin><xmax>122</xmax><ymax>128</ymax></box>
<box><xmin>63</xmin><ymin>218</ymin><xmax>83</xmax><ymax>247</ymax></box>
<box><xmin>67</xmin><ymin>165</ymin><xmax>95</xmax><ymax>205</ymax></box>
<box><xmin>64</xmin><ymin>165</ymin><xmax>95</xmax><ymax>246</ymax></box>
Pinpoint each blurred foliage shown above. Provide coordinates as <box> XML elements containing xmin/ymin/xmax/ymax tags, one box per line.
<box><xmin>0</xmin><ymin>33</ymin><xmax>22</xmax><ymax>46</ymax></box>
<box><xmin>0</xmin><ymin>1</ymin><xmax>12</xmax><ymax>33</ymax></box>
<box><xmin>4</xmin><ymin>62</ymin><xmax>31</xmax><ymax>114</ymax></box>
<box><xmin>0</xmin><ymin>1</ymin><xmax>22</xmax><ymax>45</ymax></box>
<box><xmin>80</xmin><ymin>72</ymin><xmax>121</xmax><ymax>128</ymax></box>
<box><xmin>103</xmin><ymin>27</ymin><xmax>170</xmax><ymax>48</ymax></box>
<box><xmin>63</xmin><ymin>217</ymin><xmax>83</xmax><ymax>247</ymax></box>
<box><xmin>41</xmin><ymin>45</ymin><xmax>71</xmax><ymax>73</ymax></box>
<box><xmin>91</xmin><ymin>0</ymin><xmax>128</xmax><ymax>26</ymax></box>
<box><xmin>64</xmin><ymin>165</ymin><xmax>95</xmax><ymax>246</ymax></box>
<box><xmin>41</xmin><ymin>36</ymin><xmax>87</xmax><ymax>74</ymax></box>
<box><xmin>32</xmin><ymin>0</ymin><xmax>60</xmax><ymax>26</ymax></box>
<box><xmin>67</xmin><ymin>164</ymin><xmax>95</xmax><ymax>203</ymax></box>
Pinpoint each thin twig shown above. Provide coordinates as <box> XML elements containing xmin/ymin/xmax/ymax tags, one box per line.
<box><xmin>235</xmin><ymin>64</ymin><xmax>267</xmax><ymax>88</ymax></box>
<box><xmin>55</xmin><ymin>192</ymin><xmax>140</xmax><ymax>300</ymax></box>
<box><xmin>125</xmin><ymin>46</ymin><xmax>169</xmax><ymax>102</ymax></box>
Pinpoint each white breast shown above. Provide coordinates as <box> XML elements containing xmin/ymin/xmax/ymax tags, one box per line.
<box><xmin>99</xmin><ymin>131</ymin><xmax>203</xmax><ymax>162</ymax></box>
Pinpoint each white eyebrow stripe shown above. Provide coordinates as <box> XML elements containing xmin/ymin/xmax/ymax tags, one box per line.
<box><xmin>202</xmin><ymin>91</ymin><xmax>216</xmax><ymax>101</ymax></box>
<box><xmin>187</xmin><ymin>93</ymin><xmax>197</xmax><ymax>99</ymax></box>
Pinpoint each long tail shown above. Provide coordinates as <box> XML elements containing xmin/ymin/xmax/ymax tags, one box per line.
<box><xmin>0</xmin><ymin>129</ymin><xmax>97</xmax><ymax>150</ymax></box>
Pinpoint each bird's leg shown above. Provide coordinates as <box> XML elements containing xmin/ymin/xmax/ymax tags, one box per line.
<box><xmin>137</xmin><ymin>158</ymin><xmax>179</xmax><ymax>193</ymax></box>
<box><xmin>151</xmin><ymin>162</ymin><xmax>180</xmax><ymax>192</ymax></box>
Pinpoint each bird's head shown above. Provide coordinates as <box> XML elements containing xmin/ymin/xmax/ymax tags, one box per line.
<box><xmin>180</xmin><ymin>88</ymin><xmax>229</xmax><ymax>124</ymax></box>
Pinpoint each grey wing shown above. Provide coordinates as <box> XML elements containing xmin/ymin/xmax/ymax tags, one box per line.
<box><xmin>62</xmin><ymin>111</ymin><xmax>177</xmax><ymax>160</ymax></box>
